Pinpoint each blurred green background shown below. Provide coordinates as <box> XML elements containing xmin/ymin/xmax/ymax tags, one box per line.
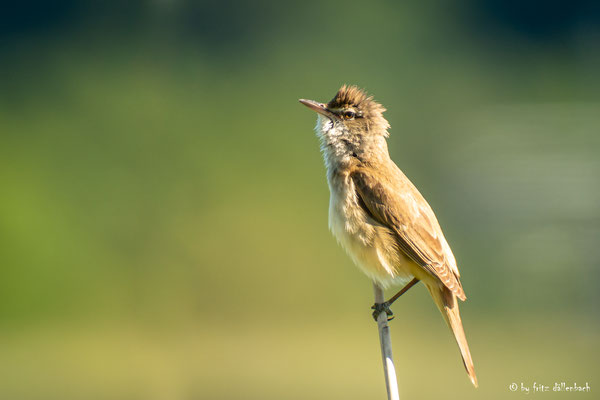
<box><xmin>1</xmin><ymin>1</ymin><xmax>599</xmax><ymax>399</ymax></box>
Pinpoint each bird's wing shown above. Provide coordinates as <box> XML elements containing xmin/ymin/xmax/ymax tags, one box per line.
<box><xmin>351</xmin><ymin>167</ymin><xmax>466</xmax><ymax>300</ymax></box>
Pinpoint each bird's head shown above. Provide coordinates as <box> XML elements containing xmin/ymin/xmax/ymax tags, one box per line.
<box><xmin>299</xmin><ymin>85</ymin><xmax>390</xmax><ymax>142</ymax></box>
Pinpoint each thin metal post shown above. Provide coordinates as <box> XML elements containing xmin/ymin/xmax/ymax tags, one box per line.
<box><xmin>373</xmin><ymin>283</ymin><xmax>400</xmax><ymax>400</ymax></box>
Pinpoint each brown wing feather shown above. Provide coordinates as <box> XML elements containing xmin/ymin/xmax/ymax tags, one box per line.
<box><xmin>352</xmin><ymin>168</ymin><xmax>466</xmax><ymax>300</ymax></box>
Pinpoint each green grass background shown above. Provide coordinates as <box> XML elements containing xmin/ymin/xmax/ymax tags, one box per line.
<box><xmin>0</xmin><ymin>1</ymin><xmax>598</xmax><ymax>398</ymax></box>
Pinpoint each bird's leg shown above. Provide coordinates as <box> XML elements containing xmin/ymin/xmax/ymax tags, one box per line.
<box><xmin>386</xmin><ymin>278</ymin><xmax>420</xmax><ymax>306</ymax></box>
<box><xmin>371</xmin><ymin>302</ymin><xmax>394</xmax><ymax>321</ymax></box>
<box><xmin>371</xmin><ymin>278</ymin><xmax>420</xmax><ymax>321</ymax></box>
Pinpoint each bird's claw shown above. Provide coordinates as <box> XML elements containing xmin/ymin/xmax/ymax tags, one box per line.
<box><xmin>371</xmin><ymin>302</ymin><xmax>394</xmax><ymax>321</ymax></box>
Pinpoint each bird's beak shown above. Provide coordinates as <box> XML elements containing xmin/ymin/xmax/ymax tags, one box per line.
<box><xmin>299</xmin><ymin>99</ymin><xmax>332</xmax><ymax>117</ymax></box>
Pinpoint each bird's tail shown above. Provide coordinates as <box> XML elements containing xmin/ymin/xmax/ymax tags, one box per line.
<box><xmin>428</xmin><ymin>283</ymin><xmax>478</xmax><ymax>388</ymax></box>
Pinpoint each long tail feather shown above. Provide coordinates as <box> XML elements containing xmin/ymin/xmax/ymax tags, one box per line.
<box><xmin>428</xmin><ymin>283</ymin><xmax>478</xmax><ymax>387</ymax></box>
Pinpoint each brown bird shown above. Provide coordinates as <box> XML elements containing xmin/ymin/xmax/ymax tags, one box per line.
<box><xmin>300</xmin><ymin>85</ymin><xmax>478</xmax><ymax>387</ymax></box>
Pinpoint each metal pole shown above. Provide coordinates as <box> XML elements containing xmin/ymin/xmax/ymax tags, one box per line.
<box><xmin>373</xmin><ymin>283</ymin><xmax>400</xmax><ymax>400</ymax></box>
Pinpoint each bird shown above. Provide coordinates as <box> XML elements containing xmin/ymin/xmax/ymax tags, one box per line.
<box><xmin>299</xmin><ymin>85</ymin><xmax>478</xmax><ymax>387</ymax></box>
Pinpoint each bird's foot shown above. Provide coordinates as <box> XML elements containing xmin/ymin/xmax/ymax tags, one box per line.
<box><xmin>371</xmin><ymin>302</ymin><xmax>394</xmax><ymax>322</ymax></box>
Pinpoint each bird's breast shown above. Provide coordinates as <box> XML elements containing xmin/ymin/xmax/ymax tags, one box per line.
<box><xmin>326</xmin><ymin>172</ymin><xmax>414</xmax><ymax>288</ymax></box>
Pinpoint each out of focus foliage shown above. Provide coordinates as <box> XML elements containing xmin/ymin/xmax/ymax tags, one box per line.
<box><xmin>1</xmin><ymin>1</ymin><xmax>598</xmax><ymax>399</ymax></box>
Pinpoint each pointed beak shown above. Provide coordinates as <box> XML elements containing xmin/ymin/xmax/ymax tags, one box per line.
<box><xmin>299</xmin><ymin>99</ymin><xmax>332</xmax><ymax>117</ymax></box>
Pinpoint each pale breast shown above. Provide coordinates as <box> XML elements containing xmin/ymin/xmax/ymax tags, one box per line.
<box><xmin>327</xmin><ymin>174</ymin><xmax>414</xmax><ymax>289</ymax></box>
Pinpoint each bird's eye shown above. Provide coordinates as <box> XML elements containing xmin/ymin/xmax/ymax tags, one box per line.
<box><xmin>343</xmin><ymin>110</ymin><xmax>356</xmax><ymax>119</ymax></box>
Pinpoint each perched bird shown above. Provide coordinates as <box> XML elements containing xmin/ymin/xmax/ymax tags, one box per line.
<box><xmin>299</xmin><ymin>85</ymin><xmax>478</xmax><ymax>387</ymax></box>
